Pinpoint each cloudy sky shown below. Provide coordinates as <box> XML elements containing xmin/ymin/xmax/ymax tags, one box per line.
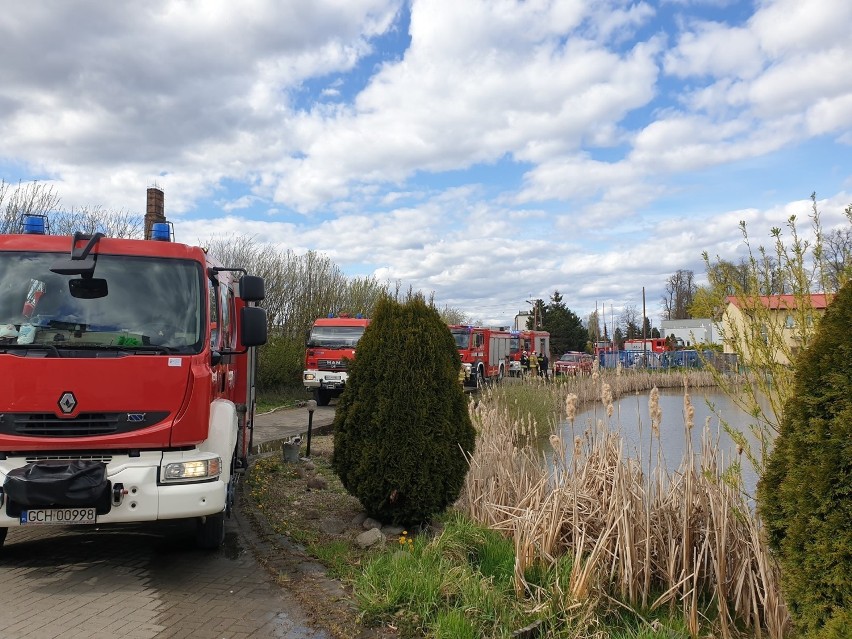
<box><xmin>1</xmin><ymin>0</ymin><xmax>850</xmax><ymax>327</ymax></box>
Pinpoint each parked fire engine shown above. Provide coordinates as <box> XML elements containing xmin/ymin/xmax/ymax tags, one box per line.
<box><xmin>449</xmin><ymin>325</ymin><xmax>512</xmax><ymax>387</ymax></box>
<box><xmin>0</xmin><ymin>215</ymin><xmax>267</xmax><ymax>549</ymax></box>
<box><xmin>303</xmin><ymin>314</ymin><xmax>370</xmax><ymax>406</ymax></box>
<box><xmin>623</xmin><ymin>338</ymin><xmax>668</xmax><ymax>353</ymax></box>
<box><xmin>508</xmin><ymin>329</ymin><xmax>551</xmax><ymax>376</ymax></box>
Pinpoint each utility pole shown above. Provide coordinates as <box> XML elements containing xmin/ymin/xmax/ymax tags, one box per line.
<box><xmin>525</xmin><ymin>299</ymin><xmax>538</xmax><ymax>330</ymax></box>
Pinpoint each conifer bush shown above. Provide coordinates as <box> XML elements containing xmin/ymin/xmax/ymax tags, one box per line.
<box><xmin>757</xmin><ymin>279</ymin><xmax>852</xmax><ymax>638</ymax></box>
<box><xmin>331</xmin><ymin>294</ymin><xmax>476</xmax><ymax>525</ymax></box>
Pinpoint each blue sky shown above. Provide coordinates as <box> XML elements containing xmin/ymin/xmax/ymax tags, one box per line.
<box><xmin>1</xmin><ymin>0</ymin><xmax>850</xmax><ymax>327</ymax></box>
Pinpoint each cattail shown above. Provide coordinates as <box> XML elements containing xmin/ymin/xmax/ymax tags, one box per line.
<box><xmin>684</xmin><ymin>391</ymin><xmax>694</xmax><ymax>431</ymax></box>
<box><xmin>565</xmin><ymin>393</ymin><xmax>578</xmax><ymax>423</ymax></box>
<box><xmin>649</xmin><ymin>385</ymin><xmax>662</xmax><ymax>437</ymax></box>
<box><xmin>602</xmin><ymin>383</ymin><xmax>614</xmax><ymax>418</ymax></box>
<box><xmin>549</xmin><ymin>433</ymin><xmax>564</xmax><ymax>456</ymax></box>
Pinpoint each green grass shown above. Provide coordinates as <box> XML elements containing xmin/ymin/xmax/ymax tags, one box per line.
<box><xmin>256</xmin><ymin>384</ymin><xmax>306</xmax><ymax>413</ymax></box>
<box><xmin>355</xmin><ymin>512</ymin><xmax>535</xmax><ymax>638</ymax></box>
<box><xmin>353</xmin><ymin>510</ymin><xmax>696</xmax><ymax>639</ymax></box>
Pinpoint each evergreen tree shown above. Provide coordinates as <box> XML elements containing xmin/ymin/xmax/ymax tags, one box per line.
<box><xmin>757</xmin><ymin>280</ymin><xmax>852</xmax><ymax>637</ymax></box>
<box><xmin>331</xmin><ymin>294</ymin><xmax>476</xmax><ymax>525</ymax></box>
<box><xmin>539</xmin><ymin>291</ymin><xmax>588</xmax><ymax>354</ymax></box>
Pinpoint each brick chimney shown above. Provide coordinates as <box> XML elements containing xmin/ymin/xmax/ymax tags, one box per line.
<box><xmin>144</xmin><ymin>186</ymin><xmax>166</xmax><ymax>239</ymax></box>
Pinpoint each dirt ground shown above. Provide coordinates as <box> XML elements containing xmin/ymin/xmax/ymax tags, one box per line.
<box><xmin>239</xmin><ymin>435</ymin><xmax>399</xmax><ymax>639</ymax></box>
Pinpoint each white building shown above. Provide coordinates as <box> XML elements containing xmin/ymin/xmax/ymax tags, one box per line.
<box><xmin>660</xmin><ymin>318</ymin><xmax>721</xmax><ymax>347</ymax></box>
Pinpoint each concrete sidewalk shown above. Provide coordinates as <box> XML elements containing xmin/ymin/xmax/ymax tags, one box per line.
<box><xmin>250</xmin><ymin>403</ymin><xmax>336</xmax><ymax>454</ymax></box>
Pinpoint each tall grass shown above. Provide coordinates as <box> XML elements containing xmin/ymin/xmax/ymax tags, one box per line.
<box><xmin>459</xmin><ymin>371</ymin><xmax>790</xmax><ymax>638</ymax></box>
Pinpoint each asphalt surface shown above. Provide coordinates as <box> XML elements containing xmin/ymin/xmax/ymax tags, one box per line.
<box><xmin>251</xmin><ymin>402</ymin><xmax>337</xmax><ymax>454</ymax></box>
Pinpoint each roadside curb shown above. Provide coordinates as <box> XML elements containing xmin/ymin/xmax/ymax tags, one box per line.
<box><xmin>250</xmin><ymin>421</ymin><xmax>335</xmax><ymax>456</ymax></box>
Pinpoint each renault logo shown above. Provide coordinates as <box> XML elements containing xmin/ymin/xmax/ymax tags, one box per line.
<box><xmin>58</xmin><ymin>391</ymin><xmax>77</xmax><ymax>414</ymax></box>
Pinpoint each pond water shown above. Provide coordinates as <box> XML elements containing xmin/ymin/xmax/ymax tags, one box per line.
<box><xmin>557</xmin><ymin>388</ymin><xmax>770</xmax><ymax>498</ymax></box>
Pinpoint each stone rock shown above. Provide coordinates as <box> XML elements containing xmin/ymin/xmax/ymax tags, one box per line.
<box><xmin>320</xmin><ymin>518</ymin><xmax>348</xmax><ymax>535</ymax></box>
<box><xmin>356</xmin><ymin>527</ymin><xmax>385</xmax><ymax>549</ymax></box>
<box><xmin>362</xmin><ymin>516</ymin><xmax>382</xmax><ymax>530</ymax></box>
<box><xmin>381</xmin><ymin>525</ymin><xmax>405</xmax><ymax>538</ymax></box>
<box><xmin>306</xmin><ymin>475</ymin><xmax>328</xmax><ymax>490</ymax></box>
<box><xmin>350</xmin><ymin>512</ymin><xmax>368</xmax><ymax>528</ymax></box>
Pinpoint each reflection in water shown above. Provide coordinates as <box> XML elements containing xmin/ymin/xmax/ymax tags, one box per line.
<box><xmin>557</xmin><ymin>388</ymin><xmax>771</xmax><ymax>498</ymax></box>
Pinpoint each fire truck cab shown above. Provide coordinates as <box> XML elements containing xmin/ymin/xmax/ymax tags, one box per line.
<box><xmin>0</xmin><ymin>216</ymin><xmax>267</xmax><ymax>549</ymax></box>
<box><xmin>303</xmin><ymin>315</ymin><xmax>369</xmax><ymax>406</ymax></box>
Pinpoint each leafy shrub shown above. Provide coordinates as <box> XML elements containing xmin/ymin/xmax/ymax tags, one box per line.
<box><xmin>255</xmin><ymin>333</ymin><xmax>304</xmax><ymax>391</ymax></box>
<box><xmin>331</xmin><ymin>294</ymin><xmax>475</xmax><ymax>525</ymax></box>
<box><xmin>758</xmin><ymin>280</ymin><xmax>852</xmax><ymax>637</ymax></box>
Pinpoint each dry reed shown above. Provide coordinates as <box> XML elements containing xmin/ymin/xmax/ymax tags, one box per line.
<box><xmin>460</xmin><ymin>370</ymin><xmax>790</xmax><ymax>638</ymax></box>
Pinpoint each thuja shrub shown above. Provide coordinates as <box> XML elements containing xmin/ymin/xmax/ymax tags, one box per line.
<box><xmin>758</xmin><ymin>279</ymin><xmax>852</xmax><ymax>638</ymax></box>
<box><xmin>331</xmin><ymin>294</ymin><xmax>475</xmax><ymax>525</ymax></box>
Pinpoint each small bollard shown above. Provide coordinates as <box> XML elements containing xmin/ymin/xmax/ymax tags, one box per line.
<box><xmin>306</xmin><ymin>399</ymin><xmax>317</xmax><ymax>457</ymax></box>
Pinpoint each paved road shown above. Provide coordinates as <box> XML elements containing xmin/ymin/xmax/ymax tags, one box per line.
<box><xmin>0</xmin><ymin>404</ymin><xmax>337</xmax><ymax>639</ymax></box>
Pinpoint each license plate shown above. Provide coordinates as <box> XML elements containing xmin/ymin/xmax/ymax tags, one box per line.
<box><xmin>325</xmin><ymin>375</ymin><xmax>340</xmax><ymax>380</ymax></box>
<box><xmin>20</xmin><ymin>507</ymin><xmax>97</xmax><ymax>526</ymax></box>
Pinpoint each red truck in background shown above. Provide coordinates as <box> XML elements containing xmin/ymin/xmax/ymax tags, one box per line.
<box><xmin>449</xmin><ymin>325</ymin><xmax>512</xmax><ymax>387</ymax></box>
<box><xmin>303</xmin><ymin>314</ymin><xmax>370</xmax><ymax>406</ymax></box>
<box><xmin>0</xmin><ymin>214</ymin><xmax>267</xmax><ymax>550</ymax></box>
<box><xmin>508</xmin><ymin>329</ymin><xmax>551</xmax><ymax>376</ymax></box>
<box><xmin>624</xmin><ymin>338</ymin><xmax>668</xmax><ymax>353</ymax></box>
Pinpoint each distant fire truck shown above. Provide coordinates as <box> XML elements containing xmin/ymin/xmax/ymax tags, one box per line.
<box><xmin>449</xmin><ymin>325</ymin><xmax>512</xmax><ymax>387</ymax></box>
<box><xmin>508</xmin><ymin>329</ymin><xmax>551</xmax><ymax>376</ymax></box>
<box><xmin>303</xmin><ymin>314</ymin><xmax>370</xmax><ymax>406</ymax></box>
<box><xmin>624</xmin><ymin>338</ymin><xmax>668</xmax><ymax>353</ymax></box>
<box><xmin>0</xmin><ymin>207</ymin><xmax>267</xmax><ymax>550</ymax></box>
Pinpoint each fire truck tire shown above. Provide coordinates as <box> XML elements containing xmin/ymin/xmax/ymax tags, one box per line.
<box><xmin>476</xmin><ymin>366</ymin><xmax>485</xmax><ymax>388</ymax></box>
<box><xmin>315</xmin><ymin>388</ymin><xmax>332</xmax><ymax>406</ymax></box>
<box><xmin>0</xmin><ymin>527</ymin><xmax>7</xmax><ymax>548</ymax></box>
<box><xmin>196</xmin><ymin>511</ymin><xmax>225</xmax><ymax>549</ymax></box>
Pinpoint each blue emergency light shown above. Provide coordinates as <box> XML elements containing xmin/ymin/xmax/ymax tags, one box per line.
<box><xmin>23</xmin><ymin>215</ymin><xmax>47</xmax><ymax>235</ymax></box>
<box><xmin>151</xmin><ymin>222</ymin><xmax>172</xmax><ymax>241</ymax></box>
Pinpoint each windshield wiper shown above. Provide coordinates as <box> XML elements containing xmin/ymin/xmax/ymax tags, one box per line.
<box><xmin>55</xmin><ymin>343</ymin><xmax>178</xmax><ymax>355</ymax></box>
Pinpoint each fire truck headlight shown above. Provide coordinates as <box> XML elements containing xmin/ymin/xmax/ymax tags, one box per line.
<box><xmin>304</xmin><ymin>373</ymin><xmax>315</xmax><ymax>381</ymax></box>
<box><xmin>163</xmin><ymin>457</ymin><xmax>221</xmax><ymax>482</ymax></box>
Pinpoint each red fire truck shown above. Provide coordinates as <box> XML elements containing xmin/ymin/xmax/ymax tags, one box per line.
<box><xmin>303</xmin><ymin>314</ymin><xmax>370</xmax><ymax>406</ymax></box>
<box><xmin>449</xmin><ymin>325</ymin><xmax>512</xmax><ymax>387</ymax></box>
<box><xmin>0</xmin><ymin>216</ymin><xmax>267</xmax><ymax>549</ymax></box>
<box><xmin>508</xmin><ymin>329</ymin><xmax>551</xmax><ymax>376</ymax></box>
<box><xmin>624</xmin><ymin>338</ymin><xmax>668</xmax><ymax>353</ymax></box>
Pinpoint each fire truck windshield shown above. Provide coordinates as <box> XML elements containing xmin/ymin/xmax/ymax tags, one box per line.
<box><xmin>0</xmin><ymin>252</ymin><xmax>204</xmax><ymax>353</ymax></box>
<box><xmin>307</xmin><ymin>325</ymin><xmax>365</xmax><ymax>348</ymax></box>
<box><xmin>450</xmin><ymin>329</ymin><xmax>471</xmax><ymax>349</ymax></box>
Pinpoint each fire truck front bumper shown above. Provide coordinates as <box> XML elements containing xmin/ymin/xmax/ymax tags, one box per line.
<box><xmin>0</xmin><ymin>451</ymin><xmax>227</xmax><ymax>528</ymax></box>
<box><xmin>303</xmin><ymin>371</ymin><xmax>346</xmax><ymax>390</ymax></box>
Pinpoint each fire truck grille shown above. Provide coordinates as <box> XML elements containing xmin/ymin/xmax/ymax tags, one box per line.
<box><xmin>25</xmin><ymin>453</ymin><xmax>114</xmax><ymax>465</ymax></box>
<box><xmin>318</xmin><ymin>359</ymin><xmax>347</xmax><ymax>370</ymax></box>
<box><xmin>0</xmin><ymin>412</ymin><xmax>170</xmax><ymax>437</ymax></box>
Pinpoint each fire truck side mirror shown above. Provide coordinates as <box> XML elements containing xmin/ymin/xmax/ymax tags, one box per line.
<box><xmin>239</xmin><ymin>275</ymin><xmax>265</xmax><ymax>302</ymax></box>
<box><xmin>240</xmin><ymin>306</ymin><xmax>267</xmax><ymax>347</ymax></box>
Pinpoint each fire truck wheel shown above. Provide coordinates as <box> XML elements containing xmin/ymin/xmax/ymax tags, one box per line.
<box><xmin>315</xmin><ymin>389</ymin><xmax>332</xmax><ymax>407</ymax></box>
<box><xmin>0</xmin><ymin>527</ymin><xmax>7</xmax><ymax>548</ymax></box>
<box><xmin>196</xmin><ymin>511</ymin><xmax>225</xmax><ymax>549</ymax></box>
